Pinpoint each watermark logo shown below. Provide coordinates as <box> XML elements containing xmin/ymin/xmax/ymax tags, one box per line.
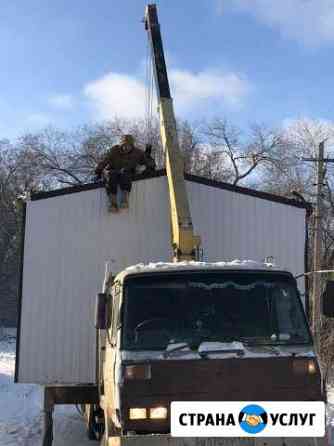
<box><xmin>238</xmin><ymin>404</ymin><xmax>267</xmax><ymax>434</ymax></box>
<box><xmin>171</xmin><ymin>401</ymin><xmax>325</xmax><ymax>437</ymax></box>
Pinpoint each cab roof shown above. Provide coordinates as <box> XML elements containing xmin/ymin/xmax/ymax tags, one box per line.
<box><xmin>115</xmin><ymin>259</ymin><xmax>286</xmax><ymax>283</ymax></box>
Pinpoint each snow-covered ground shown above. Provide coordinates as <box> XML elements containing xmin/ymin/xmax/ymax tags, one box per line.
<box><xmin>0</xmin><ymin>336</ymin><xmax>92</xmax><ymax>446</ymax></box>
<box><xmin>2</xmin><ymin>336</ymin><xmax>334</xmax><ymax>445</ymax></box>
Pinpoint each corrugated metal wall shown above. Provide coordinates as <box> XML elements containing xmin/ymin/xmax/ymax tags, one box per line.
<box><xmin>17</xmin><ymin>177</ymin><xmax>306</xmax><ymax>384</ymax></box>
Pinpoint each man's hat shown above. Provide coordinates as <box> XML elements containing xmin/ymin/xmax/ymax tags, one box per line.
<box><xmin>120</xmin><ymin>134</ymin><xmax>135</xmax><ymax>145</ymax></box>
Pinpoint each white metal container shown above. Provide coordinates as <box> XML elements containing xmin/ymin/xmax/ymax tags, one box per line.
<box><xmin>15</xmin><ymin>173</ymin><xmax>309</xmax><ymax>384</ymax></box>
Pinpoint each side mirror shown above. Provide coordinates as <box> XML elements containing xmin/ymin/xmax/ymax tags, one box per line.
<box><xmin>321</xmin><ymin>281</ymin><xmax>334</xmax><ymax>317</ymax></box>
<box><xmin>95</xmin><ymin>292</ymin><xmax>111</xmax><ymax>329</ymax></box>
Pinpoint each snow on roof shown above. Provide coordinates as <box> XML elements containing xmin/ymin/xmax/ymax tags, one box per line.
<box><xmin>116</xmin><ymin>259</ymin><xmax>284</xmax><ymax>282</ymax></box>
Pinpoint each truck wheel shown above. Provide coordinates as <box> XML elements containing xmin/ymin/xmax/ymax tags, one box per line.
<box><xmin>85</xmin><ymin>404</ymin><xmax>104</xmax><ymax>441</ymax></box>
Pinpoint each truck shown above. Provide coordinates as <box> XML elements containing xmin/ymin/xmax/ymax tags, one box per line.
<box><xmin>15</xmin><ymin>4</ymin><xmax>331</xmax><ymax>446</ymax></box>
<box><xmin>96</xmin><ymin>6</ymin><xmax>328</xmax><ymax>444</ymax></box>
<box><xmin>98</xmin><ymin>261</ymin><xmax>325</xmax><ymax>445</ymax></box>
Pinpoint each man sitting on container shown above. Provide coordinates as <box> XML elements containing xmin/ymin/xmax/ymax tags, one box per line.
<box><xmin>95</xmin><ymin>134</ymin><xmax>155</xmax><ymax>212</ymax></box>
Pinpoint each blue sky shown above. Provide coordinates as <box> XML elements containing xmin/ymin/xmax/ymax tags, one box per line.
<box><xmin>1</xmin><ymin>0</ymin><xmax>334</xmax><ymax>139</ymax></box>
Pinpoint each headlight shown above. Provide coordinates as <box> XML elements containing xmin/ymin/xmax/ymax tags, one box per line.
<box><xmin>307</xmin><ymin>360</ymin><xmax>317</xmax><ymax>374</ymax></box>
<box><xmin>129</xmin><ymin>408</ymin><xmax>147</xmax><ymax>420</ymax></box>
<box><xmin>149</xmin><ymin>407</ymin><xmax>168</xmax><ymax>419</ymax></box>
<box><xmin>293</xmin><ymin>359</ymin><xmax>317</xmax><ymax>375</ymax></box>
<box><xmin>124</xmin><ymin>364</ymin><xmax>151</xmax><ymax>380</ymax></box>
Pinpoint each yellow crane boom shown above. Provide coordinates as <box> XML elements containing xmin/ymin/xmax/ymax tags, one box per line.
<box><xmin>144</xmin><ymin>4</ymin><xmax>201</xmax><ymax>262</ymax></box>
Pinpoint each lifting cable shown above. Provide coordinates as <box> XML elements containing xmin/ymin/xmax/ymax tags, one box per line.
<box><xmin>145</xmin><ymin>33</ymin><xmax>154</xmax><ymax>146</ymax></box>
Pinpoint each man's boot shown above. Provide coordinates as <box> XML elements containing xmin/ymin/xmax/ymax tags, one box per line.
<box><xmin>120</xmin><ymin>191</ymin><xmax>129</xmax><ymax>209</ymax></box>
<box><xmin>108</xmin><ymin>194</ymin><xmax>118</xmax><ymax>213</ymax></box>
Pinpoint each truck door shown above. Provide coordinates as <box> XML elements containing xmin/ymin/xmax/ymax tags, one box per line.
<box><xmin>103</xmin><ymin>282</ymin><xmax>121</xmax><ymax>427</ymax></box>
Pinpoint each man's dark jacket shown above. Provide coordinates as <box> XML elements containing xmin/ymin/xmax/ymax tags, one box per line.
<box><xmin>95</xmin><ymin>144</ymin><xmax>155</xmax><ymax>175</ymax></box>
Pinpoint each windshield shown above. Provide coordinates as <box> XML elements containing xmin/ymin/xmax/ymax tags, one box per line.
<box><xmin>121</xmin><ymin>272</ymin><xmax>311</xmax><ymax>350</ymax></box>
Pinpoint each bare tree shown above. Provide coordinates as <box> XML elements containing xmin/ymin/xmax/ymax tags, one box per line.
<box><xmin>0</xmin><ymin>141</ymin><xmax>32</xmax><ymax>325</ymax></box>
<box><xmin>260</xmin><ymin>118</ymin><xmax>334</xmax><ymax>376</ymax></box>
<box><xmin>201</xmin><ymin>118</ymin><xmax>282</xmax><ymax>185</ymax></box>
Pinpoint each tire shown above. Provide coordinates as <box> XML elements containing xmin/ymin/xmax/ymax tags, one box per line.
<box><xmin>86</xmin><ymin>404</ymin><xmax>104</xmax><ymax>441</ymax></box>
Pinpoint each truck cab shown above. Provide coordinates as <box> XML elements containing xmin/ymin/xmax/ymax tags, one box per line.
<box><xmin>98</xmin><ymin>261</ymin><xmax>324</xmax><ymax>437</ymax></box>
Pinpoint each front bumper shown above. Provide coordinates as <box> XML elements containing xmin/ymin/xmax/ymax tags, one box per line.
<box><xmin>106</xmin><ymin>434</ymin><xmax>328</xmax><ymax>446</ymax></box>
<box><xmin>120</xmin><ymin>357</ymin><xmax>323</xmax><ymax>433</ymax></box>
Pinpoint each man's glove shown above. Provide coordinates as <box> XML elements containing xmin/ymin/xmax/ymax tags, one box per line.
<box><xmin>144</xmin><ymin>144</ymin><xmax>156</xmax><ymax>173</ymax></box>
<box><xmin>145</xmin><ymin>144</ymin><xmax>152</xmax><ymax>156</ymax></box>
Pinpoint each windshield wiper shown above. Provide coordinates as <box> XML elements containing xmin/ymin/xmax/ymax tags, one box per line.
<box><xmin>163</xmin><ymin>336</ymin><xmax>249</xmax><ymax>358</ymax></box>
<box><xmin>163</xmin><ymin>342</ymin><xmax>193</xmax><ymax>358</ymax></box>
<box><xmin>241</xmin><ymin>335</ymin><xmax>311</xmax><ymax>346</ymax></box>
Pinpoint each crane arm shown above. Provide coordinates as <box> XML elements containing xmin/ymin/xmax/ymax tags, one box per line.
<box><xmin>144</xmin><ymin>4</ymin><xmax>201</xmax><ymax>262</ymax></box>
